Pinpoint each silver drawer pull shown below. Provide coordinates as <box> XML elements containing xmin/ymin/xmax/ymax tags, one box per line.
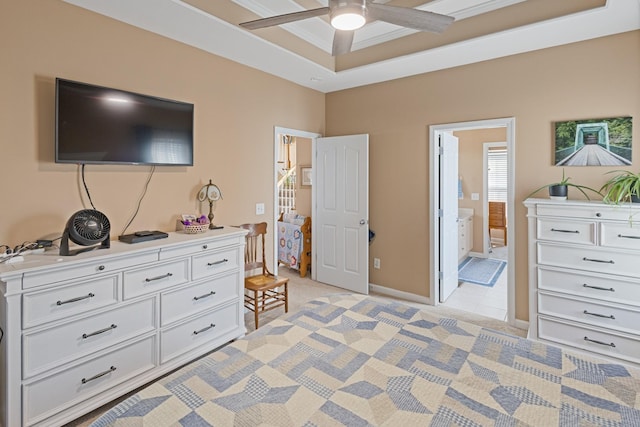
<box><xmin>583</xmin><ymin>310</ymin><xmax>615</xmax><ymax>319</ymax></box>
<box><xmin>584</xmin><ymin>336</ymin><xmax>616</xmax><ymax>348</ymax></box>
<box><xmin>145</xmin><ymin>272</ymin><xmax>173</xmax><ymax>282</ymax></box>
<box><xmin>82</xmin><ymin>366</ymin><xmax>116</xmax><ymax>384</ymax></box>
<box><xmin>82</xmin><ymin>324</ymin><xmax>117</xmax><ymax>339</ymax></box>
<box><xmin>193</xmin><ymin>291</ymin><xmax>216</xmax><ymax>301</ymax></box>
<box><xmin>550</xmin><ymin>228</ymin><xmax>580</xmax><ymax>234</ymax></box>
<box><xmin>207</xmin><ymin>259</ymin><xmax>228</xmax><ymax>266</ymax></box>
<box><xmin>193</xmin><ymin>323</ymin><xmax>216</xmax><ymax>335</ymax></box>
<box><xmin>583</xmin><ymin>284</ymin><xmax>615</xmax><ymax>292</ymax></box>
<box><xmin>617</xmin><ymin>234</ymin><xmax>640</xmax><ymax>240</ymax></box>
<box><xmin>582</xmin><ymin>257</ymin><xmax>614</xmax><ymax>264</ymax></box>
<box><xmin>57</xmin><ymin>292</ymin><xmax>95</xmax><ymax>306</ymax></box>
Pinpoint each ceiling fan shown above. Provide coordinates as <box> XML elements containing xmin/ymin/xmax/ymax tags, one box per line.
<box><xmin>239</xmin><ymin>0</ymin><xmax>455</xmax><ymax>56</ymax></box>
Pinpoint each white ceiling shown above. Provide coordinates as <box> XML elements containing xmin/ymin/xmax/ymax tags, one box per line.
<box><xmin>63</xmin><ymin>0</ymin><xmax>640</xmax><ymax>93</ymax></box>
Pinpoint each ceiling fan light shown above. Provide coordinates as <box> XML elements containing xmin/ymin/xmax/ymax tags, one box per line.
<box><xmin>330</xmin><ymin>7</ymin><xmax>366</xmax><ymax>31</ymax></box>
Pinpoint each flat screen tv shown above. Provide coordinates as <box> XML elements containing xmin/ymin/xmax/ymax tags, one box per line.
<box><xmin>55</xmin><ymin>78</ymin><xmax>194</xmax><ymax>166</ymax></box>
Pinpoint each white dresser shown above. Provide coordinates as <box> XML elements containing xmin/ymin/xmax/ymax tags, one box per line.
<box><xmin>524</xmin><ymin>198</ymin><xmax>640</xmax><ymax>367</ymax></box>
<box><xmin>0</xmin><ymin>228</ymin><xmax>247</xmax><ymax>427</ymax></box>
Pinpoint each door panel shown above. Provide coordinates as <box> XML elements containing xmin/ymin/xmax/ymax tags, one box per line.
<box><xmin>315</xmin><ymin>134</ymin><xmax>369</xmax><ymax>294</ymax></box>
<box><xmin>439</xmin><ymin>132</ymin><xmax>459</xmax><ymax>302</ymax></box>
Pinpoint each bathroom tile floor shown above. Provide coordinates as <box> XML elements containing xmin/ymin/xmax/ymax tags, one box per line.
<box><xmin>445</xmin><ymin>245</ymin><xmax>508</xmax><ymax>321</ymax></box>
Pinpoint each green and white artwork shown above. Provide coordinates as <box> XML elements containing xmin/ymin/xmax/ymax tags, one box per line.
<box><xmin>554</xmin><ymin>116</ymin><xmax>632</xmax><ymax>166</ymax></box>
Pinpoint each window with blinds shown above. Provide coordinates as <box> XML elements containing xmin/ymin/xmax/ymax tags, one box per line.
<box><xmin>488</xmin><ymin>149</ymin><xmax>507</xmax><ymax>202</ymax></box>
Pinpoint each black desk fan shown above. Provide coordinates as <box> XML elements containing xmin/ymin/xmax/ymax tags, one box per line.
<box><xmin>60</xmin><ymin>209</ymin><xmax>111</xmax><ymax>256</ymax></box>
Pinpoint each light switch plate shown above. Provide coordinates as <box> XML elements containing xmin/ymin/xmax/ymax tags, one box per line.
<box><xmin>256</xmin><ymin>203</ymin><xmax>265</xmax><ymax>215</ymax></box>
<box><xmin>471</xmin><ymin>193</ymin><xmax>480</xmax><ymax>201</ymax></box>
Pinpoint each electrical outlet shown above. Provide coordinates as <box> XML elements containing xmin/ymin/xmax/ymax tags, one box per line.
<box><xmin>373</xmin><ymin>258</ymin><xmax>380</xmax><ymax>269</ymax></box>
<box><xmin>255</xmin><ymin>203</ymin><xmax>265</xmax><ymax>215</ymax></box>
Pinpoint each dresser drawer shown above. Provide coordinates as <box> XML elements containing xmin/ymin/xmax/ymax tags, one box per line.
<box><xmin>600</xmin><ymin>221</ymin><xmax>640</xmax><ymax>251</ymax></box>
<box><xmin>538</xmin><ymin>267</ymin><xmax>640</xmax><ymax>306</ymax></box>
<box><xmin>159</xmin><ymin>236</ymin><xmax>242</xmax><ymax>260</ymax></box>
<box><xmin>161</xmin><ymin>302</ymin><xmax>239</xmax><ymax>363</ymax></box>
<box><xmin>123</xmin><ymin>258</ymin><xmax>190</xmax><ymax>299</ymax></box>
<box><xmin>23</xmin><ymin>275</ymin><xmax>119</xmax><ymax>328</ymax></box>
<box><xmin>192</xmin><ymin>247</ymin><xmax>240</xmax><ymax>280</ymax></box>
<box><xmin>537</xmin><ymin>242</ymin><xmax>640</xmax><ymax>278</ymax></box>
<box><xmin>23</xmin><ymin>336</ymin><xmax>156</xmax><ymax>426</ymax></box>
<box><xmin>538</xmin><ymin>316</ymin><xmax>640</xmax><ymax>365</ymax></box>
<box><xmin>536</xmin><ymin>204</ymin><xmax>639</xmax><ymax>222</ymax></box>
<box><xmin>538</xmin><ymin>292</ymin><xmax>640</xmax><ymax>335</ymax></box>
<box><xmin>23</xmin><ymin>298</ymin><xmax>156</xmax><ymax>378</ymax></box>
<box><xmin>536</xmin><ymin>219</ymin><xmax>595</xmax><ymax>245</ymax></box>
<box><xmin>22</xmin><ymin>251</ymin><xmax>158</xmax><ymax>290</ymax></box>
<box><xmin>161</xmin><ymin>272</ymin><xmax>240</xmax><ymax>326</ymax></box>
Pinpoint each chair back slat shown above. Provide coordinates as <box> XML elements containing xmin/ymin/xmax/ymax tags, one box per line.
<box><xmin>237</xmin><ymin>222</ymin><xmax>271</xmax><ymax>276</ymax></box>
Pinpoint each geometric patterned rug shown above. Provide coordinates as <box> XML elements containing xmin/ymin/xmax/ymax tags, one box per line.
<box><xmin>458</xmin><ymin>256</ymin><xmax>506</xmax><ymax>287</ymax></box>
<box><xmin>90</xmin><ymin>294</ymin><xmax>640</xmax><ymax>427</ymax></box>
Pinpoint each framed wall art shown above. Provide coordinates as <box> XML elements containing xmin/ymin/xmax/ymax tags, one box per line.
<box><xmin>300</xmin><ymin>165</ymin><xmax>312</xmax><ymax>187</ymax></box>
<box><xmin>554</xmin><ymin>116</ymin><xmax>632</xmax><ymax>166</ymax></box>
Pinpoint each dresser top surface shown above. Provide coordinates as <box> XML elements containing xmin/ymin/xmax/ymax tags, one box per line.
<box><xmin>0</xmin><ymin>227</ymin><xmax>247</xmax><ymax>278</ymax></box>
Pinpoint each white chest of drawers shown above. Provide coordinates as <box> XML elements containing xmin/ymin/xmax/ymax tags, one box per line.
<box><xmin>0</xmin><ymin>228</ymin><xmax>247</xmax><ymax>427</ymax></box>
<box><xmin>524</xmin><ymin>198</ymin><xmax>640</xmax><ymax>367</ymax></box>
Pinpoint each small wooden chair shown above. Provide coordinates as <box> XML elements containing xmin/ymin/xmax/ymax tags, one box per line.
<box><xmin>238</xmin><ymin>222</ymin><xmax>289</xmax><ymax>329</ymax></box>
<box><xmin>488</xmin><ymin>201</ymin><xmax>507</xmax><ymax>246</ymax></box>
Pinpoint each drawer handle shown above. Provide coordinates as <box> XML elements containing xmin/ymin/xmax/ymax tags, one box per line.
<box><xmin>193</xmin><ymin>323</ymin><xmax>216</xmax><ymax>335</ymax></box>
<box><xmin>202</xmin><ymin>244</ymin><xmax>208</xmax><ymax>250</ymax></box>
<box><xmin>617</xmin><ymin>233</ymin><xmax>640</xmax><ymax>240</ymax></box>
<box><xmin>98</xmin><ymin>265</ymin><xmax>106</xmax><ymax>271</ymax></box>
<box><xmin>145</xmin><ymin>272</ymin><xmax>173</xmax><ymax>282</ymax></box>
<box><xmin>82</xmin><ymin>324</ymin><xmax>117</xmax><ymax>339</ymax></box>
<box><xmin>550</xmin><ymin>228</ymin><xmax>580</xmax><ymax>234</ymax></box>
<box><xmin>207</xmin><ymin>259</ymin><xmax>228</xmax><ymax>266</ymax></box>
<box><xmin>583</xmin><ymin>310</ymin><xmax>615</xmax><ymax>320</ymax></box>
<box><xmin>583</xmin><ymin>284</ymin><xmax>615</xmax><ymax>292</ymax></box>
<box><xmin>57</xmin><ymin>292</ymin><xmax>95</xmax><ymax>306</ymax></box>
<box><xmin>582</xmin><ymin>257</ymin><xmax>614</xmax><ymax>264</ymax></box>
<box><xmin>584</xmin><ymin>336</ymin><xmax>616</xmax><ymax>348</ymax></box>
<box><xmin>81</xmin><ymin>366</ymin><xmax>116</xmax><ymax>384</ymax></box>
<box><xmin>193</xmin><ymin>291</ymin><xmax>216</xmax><ymax>301</ymax></box>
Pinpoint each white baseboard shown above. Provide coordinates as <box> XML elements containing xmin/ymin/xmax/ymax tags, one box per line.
<box><xmin>513</xmin><ymin>318</ymin><xmax>529</xmax><ymax>331</ymax></box>
<box><xmin>369</xmin><ymin>283</ymin><xmax>432</xmax><ymax>305</ymax></box>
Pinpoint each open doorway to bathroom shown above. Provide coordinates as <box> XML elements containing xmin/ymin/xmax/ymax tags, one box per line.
<box><xmin>429</xmin><ymin>118</ymin><xmax>515</xmax><ymax>326</ymax></box>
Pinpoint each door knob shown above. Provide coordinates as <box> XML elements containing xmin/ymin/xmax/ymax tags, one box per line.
<box><xmin>360</xmin><ymin>219</ymin><xmax>366</xmax><ymax>225</ymax></box>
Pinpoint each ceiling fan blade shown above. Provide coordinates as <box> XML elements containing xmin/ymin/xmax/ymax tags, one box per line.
<box><xmin>367</xmin><ymin>3</ymin><xmax>454</xmax><ymax>33</ymax></box>
<box><xmin>239</xmin><ymin>7</ymin><xmax>329</xmax><ymax>30</ymax></box>
<box><xmin>332</xmin><ymin>30</ymin><xmax>354</xmax><ymax>56</ymax></box>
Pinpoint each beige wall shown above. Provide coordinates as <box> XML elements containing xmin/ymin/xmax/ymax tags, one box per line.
<box><xmin>456</xmin><ymin>128</ymin><xmax>508</xmax><ymax>251</ymax></box>
<box><xmin>326</xmin><ymin>30</ymin><xmax>640</xmax><ymax>321</ymax></box>
<box><xmin>1</xmin><ymin>2</ymin><xmax>324</xmax><ymax>257</ymax></box>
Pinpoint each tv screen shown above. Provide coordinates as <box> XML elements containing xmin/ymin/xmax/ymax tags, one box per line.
<box><xmin>55</xmin><ymin>78</ymin><xmax>194</xmax><ymax>166</ymax></box>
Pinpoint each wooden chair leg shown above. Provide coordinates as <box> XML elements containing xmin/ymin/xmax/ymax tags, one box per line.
<box><xmin>253</xmin><ymin>290</ymin><xmax>259</xmax><ymax>329</ymax></box>
<box><xmin>284</xmin><ymin>283</ymin><xmax>289</xmax><ymax>313</ymax></box>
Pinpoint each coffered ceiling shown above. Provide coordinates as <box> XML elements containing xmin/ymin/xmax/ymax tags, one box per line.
<box><xmin>63</xmin><ymin>0</ymin><xmax>640</xmax><ymax>92</ymax></box>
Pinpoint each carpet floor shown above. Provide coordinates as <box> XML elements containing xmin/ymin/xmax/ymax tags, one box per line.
<box><xmin>64</xmin><ymin>267</ymin><xmax>525</xmax><ymax>426</ymax></box>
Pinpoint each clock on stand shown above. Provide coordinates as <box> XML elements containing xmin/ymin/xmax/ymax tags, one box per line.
<box><xmin>197</xmin><ymin>179</ymin><xmax>224</xmax><ymax>230</ymax></box>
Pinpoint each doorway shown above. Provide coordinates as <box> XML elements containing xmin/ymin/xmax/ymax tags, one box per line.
<box><xmin>273</xmin><ymin>127</ymin><xmax>321</xmax><ymax>278</ymax></box>
<box><xmin>429</xmin><ymin>118</ymin><xmax>516</xmax><ymax>326</ymax></box>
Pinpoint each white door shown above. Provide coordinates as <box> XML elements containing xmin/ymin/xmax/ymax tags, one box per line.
<box><xmin>315</xmin><ymin>134</ymin><xmax>369</xmax><ymax>294</ymax></box>
<box><xmin>439</xmin><ymin>132</ymin><xmax>459</xmax><ymax>302</ymax></box>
